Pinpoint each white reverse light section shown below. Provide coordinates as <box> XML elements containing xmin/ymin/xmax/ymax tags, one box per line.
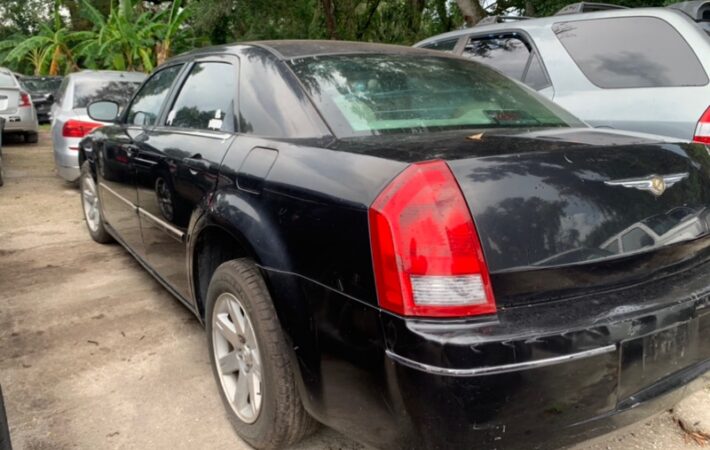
<box><xmin>410</xmin><ymin>275</ymin><xmax>486</xmax><ymax>306</ymax></box>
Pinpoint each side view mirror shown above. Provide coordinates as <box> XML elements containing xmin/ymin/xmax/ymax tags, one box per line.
<box><xmin>87</xmin><ymin>100</ymin><xmax>119</xmax><ymax>123</ymax></box>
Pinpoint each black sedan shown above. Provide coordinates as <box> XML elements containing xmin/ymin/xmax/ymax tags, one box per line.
<box><xmin>17</xmin><ymin>75</ymin><xmax>62</xmax><ymax>124</ymax></box>
<box><xmin>77</xmin><ymin>41</ymin><xmax>710</xmax><ymax>450</ymax></box>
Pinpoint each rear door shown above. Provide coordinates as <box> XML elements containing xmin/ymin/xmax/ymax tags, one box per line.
<box><xmin>549</xmin><ymin>15</ymin><xmax>710</xmax><ymax>140</ymax></box>
<box><xmin>135</xmin><ymin>56</ymin><xmax>238</xmax><ymax>301</ymax></box>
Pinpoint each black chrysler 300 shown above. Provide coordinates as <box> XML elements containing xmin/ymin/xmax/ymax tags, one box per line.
<box><xmin>77</xmin><ymin>41</ymin><xmax>710</xmax><ymax>449</ymax></box>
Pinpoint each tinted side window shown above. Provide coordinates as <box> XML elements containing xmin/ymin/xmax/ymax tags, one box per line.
<box><xmin>166</xmin><ymin>62</ymin><xmax>236</xmax><ymax>132</ymax></box>
<box><xmin>463</xmin><ymin>37</ymin><xmax>531</xmax><ymax>81</ymax></box>
<box><xmin>421</xmin><ymin>38</ymin><xmax>459</xmax><ymax>52</ymax></box>
<box><xmin>523</xmin><ymin>53</ymin><xmax>550</xmax><ymax>90</ymax></box>
<box><xmin>554</xmin><ymin>17</ymin><xmax>709</xmax><ymax>88</ymax></box>
<box><xmin>239</xmin><ymin>53</ymin><xmax>327</xmax><ymax>138</ymax></box>
<box><xmin>126</xmin><ymin>65</ymin><xmax>182</xmax><ymax>126</ymax></box>
<box><xmin>56</xmin><ymin>77</ymin><xmax>69</xmax><ymax>105</ymax></box>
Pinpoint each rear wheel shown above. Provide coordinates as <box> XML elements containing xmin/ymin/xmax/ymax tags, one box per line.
<box><xmin>80</xmin><ymin>161</ymin><xmax>113</xmax><ymax>244</ymax></box>
<box><xmin>206</xmin><ymin>259</ymin><xmax>318</xmax><ymax>449</ymax></box>
<box><xmin>24</xmin><ymin>132</ymin><xmax>38</xmax><ymax>144</ymax></box>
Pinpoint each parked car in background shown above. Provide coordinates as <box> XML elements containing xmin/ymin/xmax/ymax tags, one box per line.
<box><xmin>17</xmin><ymin>75</ymin><xmax>63</xmax><ymax>124</ymax></box>
<box><xmin>0</xmin><ymin>68</ymin><xmax>38</xmax><ymax>144</ymax></box>
<box><xmin>0</xmin><ymin>117</ymin><xmax>5</xmax><ymax>187</ymax></box>
<box><xmin>415</xmin><ymin>1</ymin><xmax>710</xmax><ymax>142</ymax></box>
<box><xmin>77</xmin><ymin>41</ymin><xmax>709</xmax><ymax>450</ymax></box>
<box><xmin>51</xmin><ymin>70</ymin><xmax>145</xmax><ymax>182</ymax></box>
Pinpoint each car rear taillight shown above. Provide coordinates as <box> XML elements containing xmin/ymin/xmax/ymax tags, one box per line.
<box><xmin>368</xmin><ymin>160</ymin><xmax>496</xmax><ymax>318</ymax></box>
<box><xmin>19</xmin><ymin>92</ymin><xmax>31</xmax><ymax>107</ymax></box>
<box><xmin>694</xmin><ymin>106</ymin><xmax>710</xmax><ymax>144</ymax></box>
<box><xmin>62</xmin><ymin>120</ymin><xmax>102</xmax><ymax>138</ymax></box>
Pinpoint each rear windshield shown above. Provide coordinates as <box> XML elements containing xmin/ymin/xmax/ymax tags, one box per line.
<box><xmin>289</xmin><ymin>54</ymin><xmax>582</xmax><ymax>136</ymax></box>
<box><xmin>0</xmin><ymin>73</ymin><xmax>16</xmax><ymax>88</ymax></box>
<box><xmin>553</xmin><ymin>17</ymin><xmax>709</xmax><ymax>88</ymax></box>
<box><xmin>73</xmin><ymin>79</ymin><xmax>142</xmax><ymax>109</ymax></box>
<box><xmin>20</xmin><ymin>78</ymin><xmax>62</xmax><ymax>92</ymax></box>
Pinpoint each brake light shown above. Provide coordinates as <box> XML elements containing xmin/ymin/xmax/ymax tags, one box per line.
<box><xmin>368</xmin><ymin>160</ymin><xmax>496</xmax><ymax>318</ymax></box>
<box><xmin>19</xmin><ymin>92</ymin><xmax>31</xmax><ymax>107</ymax></box>
<box><xmin>694</xmin><ymin>106</ymin><xmax>710</xmax><ymax>144</ymax></box>
<box><xmin>62</xmin><ymin>120</ymin><xmax>102</xmax><ymax>138</ymax></box>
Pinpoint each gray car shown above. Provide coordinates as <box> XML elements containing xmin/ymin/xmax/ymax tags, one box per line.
<box><xmin>0</xmin><ymin>68</ymin><xmax>39</xmax><ymax>144</ymax></box>
<box><xmin>415</xmin><ymin>1</ymin><xmax>710</xmax><ymax>142</ymax></box>
<box><xmin>51</xmin><ymin>70</ymin><xmax>146</xmax><ymax>182</ymax></box>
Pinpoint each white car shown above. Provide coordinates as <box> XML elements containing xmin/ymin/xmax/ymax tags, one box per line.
<box><xmin>0</xmin><ymin>68</ymin><xmax>38</xmax><ymax>144</ymax></box>
<box><xmin>51</xmin><ymin>70</ymin><xmax>146</xmax><ymax>182</ymax></box>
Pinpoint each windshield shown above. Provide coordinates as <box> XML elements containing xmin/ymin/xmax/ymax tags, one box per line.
<box><xmin>290</xmin><ymin>54</ymin><xmax>582</xmax><ymax>136</ymax></box>
<box><xmin>73</xmin><ymin>79</ymin><xmax>142</xmax><ymax>109</ymax></box>
<box><xmin>0</xmin><ymin>73</ymin><xmax>16</xmax><ymax>89</ymax></box>
<box><xmin>20</xmin><ymin>77</ymin><xmax>62</xmax><ymax>93</ymax></box>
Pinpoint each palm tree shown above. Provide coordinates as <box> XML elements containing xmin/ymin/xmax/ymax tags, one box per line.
<box><xmin>4</xmin><ymin>0</ymin><xmax>91</xmax><ymax>75</ymax></box>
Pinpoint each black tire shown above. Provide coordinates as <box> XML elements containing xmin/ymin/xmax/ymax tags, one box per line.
<box><xmin>0</xmin><ymin>151</ymin><xmax>4</xmax><ymax>187</ymax></box>
<box><xmin>80</xmin><ymin>161</ymin><xmax>113</xmax><ymax>244</ymax></box>
<box><xmin>24</xmin><ymin>132</ymin><xmax>38</xmax><ymax>144</ymax></box>
<box><xmin>206</xmin><ymin>259</ymin><xmax>318</xmax><ymax>449</ymax></box>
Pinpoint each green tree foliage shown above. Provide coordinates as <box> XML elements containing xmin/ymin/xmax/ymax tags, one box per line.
<box><xmin>0</xmin><ymin>0</ymin><xmax>690</xmax><ymax>75</ymax></box>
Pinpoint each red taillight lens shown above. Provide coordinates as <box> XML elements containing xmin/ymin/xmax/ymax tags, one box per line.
<box><xmin>19</xmin><ymin>92</ymin><xmax>31</xmax><ymax>107</ymax></box>
<box><xmin>368</xmin><ymin>160</ymin><xmax>496</xmax><ymax>318</ymax></box>
<box><xmin>62</xmin><ymin>120</ymin><xmax>102</xmax><ymax>138</ymax></box>
<box><xmin>694</xmin><ymin>106</ymin><xmax>710</xmax><ymax>144</ymax></box>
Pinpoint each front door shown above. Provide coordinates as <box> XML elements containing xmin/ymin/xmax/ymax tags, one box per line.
<box><xmin>136</xmin><ymin>57</ymin><xmax>238</xmax><ymax>302</ymax></box>
<box><xmin>98</xmin><ymin>64</ymin><xmax>186</xmax><ymax>259</ymax></box>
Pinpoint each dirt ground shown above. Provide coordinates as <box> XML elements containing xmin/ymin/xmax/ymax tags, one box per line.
<box><xmin>0</xmin><ymin>131</ymin><xmax>707</xmax><ymax>450</ymax></box>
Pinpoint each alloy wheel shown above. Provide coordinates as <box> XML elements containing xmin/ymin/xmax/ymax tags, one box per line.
<box><xmin>81</xmin><ymin>174</ymin><xmax>100</xmax><ymax>232</ymax></box>
<box><xmin>212</xmin><ymin>292</ymin><xmax>263</xmax><ymax>423</ymax></box>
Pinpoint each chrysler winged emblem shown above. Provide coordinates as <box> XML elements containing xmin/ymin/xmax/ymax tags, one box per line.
<box><xmin>604</xmin><ymin>173</ymin><xmax>688</xmax><ymax>196</ymax></box>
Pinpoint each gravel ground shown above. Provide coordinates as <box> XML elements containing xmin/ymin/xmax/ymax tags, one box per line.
<box><xmin>0</xmin><ymin>131</ymin><xmax>707</xmax><ymax>450</ymax></box>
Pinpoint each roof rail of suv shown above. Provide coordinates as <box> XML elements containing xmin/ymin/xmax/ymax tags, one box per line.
<box><xmin>554</xmin><ymin>2</ymin><xmax>629</xmax><ymax>15</ymax></box>
<box><xmin>668</xmin><ymin>1</ymin><xmax>710</xmax><ymax>22</ymax></box>
<box><xmin>475</xmin><ymin>15</ymin><xmax>532</xmax><ymax>26</ymax></box>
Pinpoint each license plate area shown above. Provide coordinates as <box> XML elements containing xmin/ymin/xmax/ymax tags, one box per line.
<box><xmin>619</xmin><ymin>319</ymin><xmax>701</xmax><ymax>400</ymax></box>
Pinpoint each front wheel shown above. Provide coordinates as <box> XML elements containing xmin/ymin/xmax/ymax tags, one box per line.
<box><xmin>206</xmin><ymin>259</ymin><xmax>318</xmax><ymax>449</ymax></box>
<box><xmin>80</xmin><ymin>161</ymin><xmax>113</xmax><ymax>244</ymax></box>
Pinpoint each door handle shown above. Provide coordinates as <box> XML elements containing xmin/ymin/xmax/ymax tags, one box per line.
<box><xmin>183</xmin><ymin>156</ymin><xmax>212</xmax><ymax>173</ymax></box>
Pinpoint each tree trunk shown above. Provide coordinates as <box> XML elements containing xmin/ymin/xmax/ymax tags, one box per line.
<box><xmin>525</xmin><ymin>0</ymin><xmax>536</xmax><ymax>17</ymax></box>
<box><xmin>321</xmin><ymin>0</ymin><xmax>339</xmax><ymax>40</ymax></box>
<box><xmin>455</xmin><ymin>0</ymin><xmax>487</xmax><ymax>27</ymax></box>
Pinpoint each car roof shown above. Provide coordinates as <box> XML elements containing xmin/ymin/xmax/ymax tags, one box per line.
<box><xmin>67</xmin><ymin>70</ymin><xmax>147</xmax><ymax>82</ymax></box>
<box><xmin>414</xmin><ymin>6</ymin><xmax>696</xmax><ymax>47</ymax></box>
<box><xmin>171</xmin><ymin>39</ymin><xmax>448</xmax><ymax>62</ymax></box>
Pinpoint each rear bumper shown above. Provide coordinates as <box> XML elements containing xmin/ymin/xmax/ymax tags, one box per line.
<box><xmin>384</xmin><ymin>316</ymin><xmax>709</xmax><ymax>449</ymax></box>
<box><xmin>56</xmin><ymin>164</ymin><xmax>80</xmax><ymax>182</ymax></box>
<box><xmin>0</xmin><ymin>108</ymin><xmax>38</xmax><ymax>133</ymax></box>
<box><xmin>377</xmin><ymin>259</ymin><xmax>710</xmax><ymax>449</ymax></box>
<box><xmin>53</xmin><ymin>133</ymin><xmax>81</xmax><ymax>181</ymax></box>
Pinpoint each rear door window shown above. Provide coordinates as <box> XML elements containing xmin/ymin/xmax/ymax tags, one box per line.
<box><xmin>73</xmin><ymin>79</ymin><xmax>142</xmax><ymax>109</ymax></box>
<box><xmin>166</xmin><ymin>62</ymin><xmax>236</xmax><ymax>132</ymax></box>
<box><xmin>463</xmin><ymin>35</ymin><xmax>551</xmax><ymax>90</ymax></box>
<box><xmin>553</xmin><ymin>17</ymin><xmax>709</xmax><ymax>88</ymax></box>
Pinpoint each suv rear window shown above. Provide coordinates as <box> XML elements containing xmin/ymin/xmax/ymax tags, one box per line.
<box><xmin>553</xmin><ymin>17</ymin><xmax>709</xmax><ymax>88</ymax></box>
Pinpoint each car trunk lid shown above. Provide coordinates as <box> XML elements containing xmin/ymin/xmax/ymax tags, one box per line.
<box><xmin>442</xmin><ymin>130</ymin><xmax>710</xmax><ymax>306</ymax></box>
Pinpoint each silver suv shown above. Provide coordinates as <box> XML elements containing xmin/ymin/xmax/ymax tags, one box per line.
<box><xmin>0</xmin><ymin>68</ymin><xmax>39</xmax><ymax>143</ymax></box>
<box><xmin>415</xmin><ymin>1</ymin><xmax>710</xmax><ymax>142</ymax></box>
